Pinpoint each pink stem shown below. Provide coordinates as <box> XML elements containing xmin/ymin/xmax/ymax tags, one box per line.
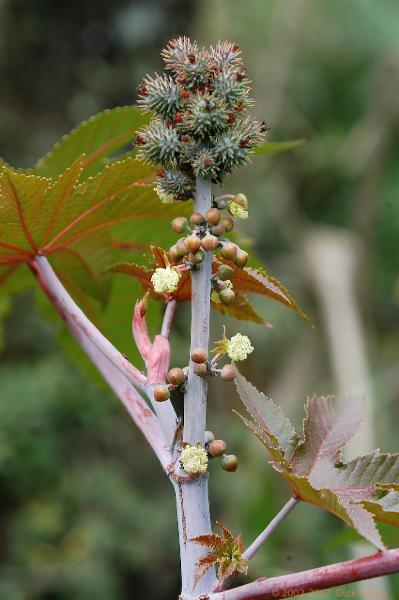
<box><xmin>206</xmin><ymin>548</ymin><xmax>399</xmax><ymax>600</ymax></box>
<box><xmin>31</xmin><ymin>255</ymin><xmax>171</xmax><ymax>471</ymax></box>
<box><xmin>161</xmin><ymin>299</ymin><xmax>177</xmax><ymax>337</ymax></box>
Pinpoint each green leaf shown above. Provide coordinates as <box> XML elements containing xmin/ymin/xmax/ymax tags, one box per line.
<box><xmin>235</xmin><ymin>376</ymin><xmax>399</xmax><ymax>549</ymax></box>
<box><xmin>255</xmin><ymin>139</ymin><xmax>305</xmax><ymax>155</ymax></box>
<box><xmin>34</xmin><ymin>106</ymin><xmax>151</xmax><ymax>180</ymax></box>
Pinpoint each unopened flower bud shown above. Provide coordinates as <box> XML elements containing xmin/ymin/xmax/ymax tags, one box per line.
<box><xmin>205</xmin><ymin>208</ymin><xmax>221</xmax><ymax>225</ymax></box>
<box><xmin>210</xmin><ymin>222</ymin><xmax>226</xmax><ymax>236</ymax></box>
<box><xmin>234</xmin><ymin>249</ymin><xmax>248</xmax><ymax>268</ymax></box>
<box><xmin>169</xmin><ymin>245</ymin><xmax>182</xmax><ymax>262</ymax></box>
<box><xmin>220</xmin><ymin>244</ymin><xmax>237</xmax><ymax>261</ymax></box>
<box><xmin>222</xmin><ymin>217</ymin><xmax>234</xmax><ymax>232</ymax></box>
<box><xmin>219</xmin><ymin>288</ymin><xmax>236</xmax><ymax>305</ymax></box>
<box><xmin>217</xmin><ymin>264</ymin><xmax>235</xmax><ymax>281</ymax></box>
<box><xmin>176</xmin><ymin>238</ymin><xmax>189</xmax><ymax>256</ymax></box>
<box><xmin>185</xmin><ymin>235</ymin><xmax>202</xmax><ymax>253</ymax></box>
<box><xmin>221</xmin><ymin>364</ymin><xmax>236</xmax><ymax>381</ymax></box>
<box><xmin>167</xmin><ymin>367</ymin><xmax>186</xmax><ymax>386</ymax></box>
<box><xmin>221</xmin><ymin>454</ymin><xmax>238</xmax><ymax>472</ymax></box>
<box><xmin>208</xmin><ymin>439</ymin><xmax>227</xmax><ymax>458</ymax></box>
<box><xmin>191</xmin><ymin>347</ymin><xmax>208</xmax><ymax>363</ymax></box>
<box><xmin>194</xmin><ymin>363</ymin><xmax>209</xmax><ymax>377</ymax></box>
<box><xmin>189</xmin><ymin>249</ymin><xmax>205</xmax><ymax>264</ymax></box>
<box><xmin>154</xmin><ymin>385</ymin><xmax>171</xmax><ymax>402</ymax></box>
<box><xmin>171</xmin><ymin>217</ymin><xmax>189</xmax><ymax>233</ymax></box>
<box><xmin>204</xmin><ymin>430</ymin><xmax>215</xmax><ymax>445</ymax></box>
<box><xmin>190</xmin><ymin>212</ymin><xmax>205</xmax><ymax>225</ymax></box>
<box><xmin>201</xmin><ymin>234</ymin><xmax>219</xmax><ymax>251</ymax></box>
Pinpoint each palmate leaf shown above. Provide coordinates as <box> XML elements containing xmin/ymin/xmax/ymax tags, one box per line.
<box><xmin>191</xmin><ymin>522</ymin><xmax>247</xmax><ymax>586</ymax></box>
<box><xmin>0</xmin><ymin>159</ymin><xmax>189</xmax><ymax>304</ymax></box>
<box><xmin>34</xmin><ymin>106</ymin><xmax>151</xmax><ymax>181</ymax></box>
<box><xmin>235</xmin><ymin>373</ymin><xmax>399</xmax><ymax>550</ymax></box>
<box><xmin>108</xmin><ymin>246</ymin><xmax>307</xmax><ymax>325</ymax></box>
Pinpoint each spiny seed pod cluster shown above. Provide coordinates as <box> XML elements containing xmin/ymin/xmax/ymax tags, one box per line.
<box><xmin>136</xmin><ymin>37</ymin><xmax>267</xmax><ymax>202</ymax></box>
<box><xmin>205</xmin><ymin>431</ymin><xmax>238</xmax><ymax>472</ymax></box>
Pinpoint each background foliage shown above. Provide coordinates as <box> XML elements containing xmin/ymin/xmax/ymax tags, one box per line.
<box><xmin>1</xmin><ymin>1</ymin><xmax>399</xmax><ymax>598</ymax></box>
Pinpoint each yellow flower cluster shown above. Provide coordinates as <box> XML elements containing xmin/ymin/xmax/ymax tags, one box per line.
<box><xmin>151</xmin><ymin>267</ymin><xmax>181</xmax><ymax>293</ymax></box>
<box><xmin>181</xmin><ymin>444</ymin><xmax>208</xmax><ymax>474</ymax></box>
<box><xmin>226</xmin><ymin>333</ymin><xmax>254</xmax><ymax>361</ymax></box>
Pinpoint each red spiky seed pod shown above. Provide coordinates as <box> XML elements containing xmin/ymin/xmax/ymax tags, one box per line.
<box><xmin>221</xmin><ymin>454</ymin><xmax>238</xmax><ymax>472</ymax></box>
<box><xmin>190</xmin><ymin>212</ymin><xmax>206</xmax><ymax>225</ymax></box>
<box><xmin>156</xmin><ymin>169</ymin><xmax>165</xmax><ymax>177</ymax></box>
<box><xmin>219</xmin><ymin>288</ymin><xmax>236</xmax><ymax>305</ymax></box>
<box><xmin>217</xmin><ymin>264</ymin><xmax>235</xmax><ymax>281</ymax></box>
<box><xmin>208</xmin><ymin>439</ymin><xmax>227</xmax><ymax>458</ymax></box>
<box><xmin>191</xmin><ymin>347</ymin><xmax>208</xmax><ymax>363</ymax></box>
<box><xmin>173</xmin><ymin>112</ymin><xmax>183</xmax><ymax>123</ymax></box>
<box><xmin>171</xmin><ymin>217</ymin><xmax>189</xmax><ymax>233</ymax></box>
<box><xmin>205</xmin><ymin>208</ymin><xmax>221</xmax><ymax>225</ymax></box>
<box><xmin>239</xmin><ymin>138</ymin><xmax>250</xmax><ymax>148</ymax></box>
<box><xmin>188</xmin><ymin>53</ymin><xmax>196</xmax><ymax>64</ymax></box>
<box><xmin>135</xmin><ymin>134</ymin><xmax>147</xmax><ymax>145</ymax></box>
<box><xmin>194</xmin><ymin>363</ymin><xmax>209</xmax><ymax>378</ymax></box>
<box><xmin>201</xmin><ymin>234</ymin><xmax>219</xmax><ymax>251</ymax></box>
<box><xmin>235</xmin><ymin>249</ymin><xmax>249</xmax><ymax>268</ymax></box>
<box><xmin>138</xmin><ymin>82</ymin><xmax>149</xmax><ymax>95</ymax></box>
<box><xmin>185</xmin><ymin>235</ymin><xmax>202</xmax><ymax>253</ymax></box>
<box><xmin>182</xmin><ymin>135</ymin><xmax>190</xmax><ymax>143</ymax></box>
<box><xmin>154</xmin><ymin>385</ymin><xmax>171</xmax><ymax>402</ymax></box>
<box><xmin>167</xmin><ymin>367</ymin><xmax>186</xmax><ymax>386</ymax></box>
<box><xmin>227</xmin><ymin>114</ymin><xmax>236</xmax><ymax>124</ymax></box>
<box><xmin>180</xmin><ymin>90</ymin><xmax>190</xmax><ymax>99</ymax></box>
<box><xmin>222</xmin><ymin>217</ymin><xmax>234</xmax><ymax>232</ymax></box>
<box><xmin>221</xmin><ymin>364</ymin><xmax>236</xmax><ymax>381</ymax></box>
<box><xmin>220</xmin><ymin>244</ymin><xmax>237</xmax><ymax>260</ymax></box>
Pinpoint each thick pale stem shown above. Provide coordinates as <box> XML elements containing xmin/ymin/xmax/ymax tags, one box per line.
<box><xmin>205</xmin><ymin>548</ymin><xmax>399</xmax><ymax>600</ymax></box>
<box><xmin>243</xmin><ymin>497</ymin><xmax>299</xmax><ymax>561</ymax></box>
<box><xmin>177</xmin><ymin>177</ymin><xmax>215</xmax><ymax>596</ymax></box>
<box><xmin>31</xmin><ymin>256</ymin><xmax>171</xmax><ymax>471</ymax></box>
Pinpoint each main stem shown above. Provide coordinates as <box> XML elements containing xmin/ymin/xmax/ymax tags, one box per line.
<box><xmin>175</xmin><ymin>177</ymin><xmax>215</xmax><ymax>597</ymax></box>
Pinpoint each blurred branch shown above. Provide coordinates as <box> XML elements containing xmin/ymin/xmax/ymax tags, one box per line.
<box><xmin>205</xmin><ymin>548</ymin><xmax>399</xmax><ymax>600</ymax></box>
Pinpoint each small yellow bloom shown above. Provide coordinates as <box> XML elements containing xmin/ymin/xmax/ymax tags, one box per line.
<box><xmin>228</xmin><ymin>201</ymin><xmax>248</xmax><ymax>219</ymax></box>
<box><xmin>213</xmin><ymin>329</ymin><xmax>254</xmax><ymax>362</ymax></box>
<box><xmin>151</xmin><ymin>267</ymin><xmax>181</xmax><ymax>293</ymax></box>
<box><xmin>226</xmin><ymin>333</ymin><xmax>254</xmax><ymax>361</ymax></box>
<box><xmin>181</xmin><ymin>444</ymin><xmax>208</xmax><ymax>474</ymax></box>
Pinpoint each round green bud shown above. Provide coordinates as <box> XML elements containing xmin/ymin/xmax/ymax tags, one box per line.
<box><xmin>220</xmin><ymin>244</ymin><xmax>237</xmax><ymax>261</ymax></box>
<box><xmin>235</xmin><ymin>249</ymin><xmax>248</xmax><ymax>268</ymax></box>
<box><xmin>154</xmin><ymin>385</ymin><xmax>171</xmax><ymax>402</ymax></box>
<box><xmin>221</xmin><ymin>454</ymin><xmax>238</xmax><ymax>472</ymax></box>
<box><xmin>189</xmin><ymin>249</ymin><xmax>205</xmax><ymax>264</ymax></box>
<box><xmin>222</xmin><ymin>217</ymin><xmax>234</xmax><ymax>232</ymax></box>
<box><xmin>167</xmin><ymin>367</ymin><xmax>186</xmax><ymax>386</ymax></box>
<box><xmin>191</xmin><ymin>347</ymin><xmax>208</xmax><ymax>363</ymax></box>
<box><xmin>171</xmin><ymin>217</ymin><xmax>189</xmax><ymax>234</ymax></box>
<box><xmin>208</xmin><ymin>439</ymin><xmax>227</xmax><ymax>458</ymax></box>
<box><xmin>190</xmin><ymin>211</ymin><xmax>206</xmax><ymax>225</ymax></box>
<box><xmin>205</xmin><ymin>208</ymin><xmax>221</xmax><ymax>225</ymax></box>
<box><xmin>217</xmin><ymin>264</ymin><xmax>235</xmax><ymax>281</ymax></box>
<box><xmin>201</xmin><ymin>234</ymin><xmax>219</xmax><ymax>251</ymax></box>
<box><xmin>219</xmin><ymin>288</ymin><xmax>236</xmax><ymax>305</ymax></box>
<box><xmin>221</xmin><ymin>364</ymin><xmax>236</xmax><ymax>381</ymax></box>
<box><xmin>185</xmin><ymin>235</ymin><xmax>202</xmax><ymax>253</ymax></box>
<box><xmin>194</xmin><ymin>363</ymin><xmax>209</xmax><ymax>378</ymax></box>
<box><xmin>204</xmin><ymin>430</ymin><xmax>215</xmax><ymax>445</ymax></box>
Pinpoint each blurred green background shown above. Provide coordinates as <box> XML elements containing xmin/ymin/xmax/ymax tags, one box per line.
<box><xmin>1</xmin><ymin>0</ymin><xmax>399</xmax><ymax>598</ymax></box>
